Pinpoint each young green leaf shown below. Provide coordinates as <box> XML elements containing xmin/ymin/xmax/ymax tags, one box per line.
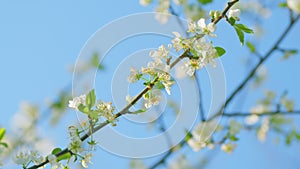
<box><xmin>51</xmin><ymin>148</ymin><xmax>62</xmax><ymax>155</ymax></box>
<box><xmin>155</xmin><ymin>82</ymin><xmax>165</xmax><ymax>90</ymax></box>
<box><xmin>198</xmin><ymin>0</ymin><xmax>212</xmax><ymax>5</ymax></box>
<box><xmin>86</xmin><ymin>89</ymin><xmax>96</xmax><ymax>109</ymax></box>
<box><xmin>78</xmin><ymin>104</ymin><xmax>90</xmax><ymax>114</ymax></box>
<box><xmin>214</xmin><ymin>47</ymin><xmax>226</xmax><ymax>58</ymax></box>
<box><xmin>234</xmin><ymin>27</ymin><xmax>245</xmax><ymax>45</ymax></box>
<box><xmin>185</xmin><ymin>130</ymin><xmax>193</xmax><ymax>141</ymax></box>
<box><xmin>229</xmin><ymin>135</ymin><xmax>239</xmax><ymax>141</ymax></box>
<box><xmin>0</xmin><ymin>128</ymin><xmax>5</xmax><ymax>141</ymax></box>
<box><xmin>91</xmin><ymin>53</ymin><xmax>104</xmax><ymax>70</ymax></box>
<box><xmin>57</xmin><ymin>152</ymin><xmax>72</xmax><ymax>161</ymax></box>
<box><xmin>246</xmin><ymin>41</ymin><xmax>256</xmax><ymax>53</ymax></box>
<box><xmin>281</xmin><ymin>49</ymin><xmax>298</xmax><ymax>60</ymax></box>
<box><xmin>0</xmin><ymin>142</ymin><xmax>8</xmax><ymax>148</ymax></box>
<box><xmin>228</xmin><ymin>17</ymin><xmax>236</xmax><ymax>26</ymax></box>
<box><xmin>131</xmin><ymin>109</ymin><xmax>147</xmax><ymax>114</ymax></box>
<box><xmin>278</xmin><ymin>2</ymin><xmax>287</xmax><ymax>7</ymax></box>
<box><xmin>234</xmin><ymin>24</ymin><xmax>254</xmax><ymax>34</ymax></box>
<box><xmin>88</xmin><ymin>110</ymin><xmax>99</xmax><ymax>120</ymax></box>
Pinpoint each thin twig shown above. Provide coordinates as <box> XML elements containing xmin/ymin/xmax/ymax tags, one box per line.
<box><xmin>212</xmin><ymin>0</ymin><xmax>239</xmax><ymax>24</ymax></box>
<box><xmin>195</xmin><ymin>72</ymin><xmax>206</xmax><ymax>122</ymax></box>
<box><xmin>223</xmin><ymin>110</ymin><xmax>300</xmax><ymax>117</ymax></box>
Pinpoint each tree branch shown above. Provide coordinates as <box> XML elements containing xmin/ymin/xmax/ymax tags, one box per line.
<box><xmin>207</xmin><ymin>14</ymin><xmax>300</xmax><ymax>122</ymax></box>
<box><xmin>223</xmin><ymin>110</ymin><xmax>300</xmax><ymax>117</ymax></box>
<box><xmin>212</xmin><ymin>0</ymin><xmax>239</xmax><ymax>24</ymax></box>
<box><xmin>147</xmin><ymin>1</ymin><xmax>241</xmax><ymax>168</ymax></box>
<box><xmin>27</xmin><ymin>45</ymin><xmax>190</xmax><ymax>169</ymax></box>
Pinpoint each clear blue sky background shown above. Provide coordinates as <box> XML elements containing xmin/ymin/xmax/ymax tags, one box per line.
<box><xmin>0</xmin><ymin>0</ymin><xmax>300</xmax><ymax>169</ymax></box>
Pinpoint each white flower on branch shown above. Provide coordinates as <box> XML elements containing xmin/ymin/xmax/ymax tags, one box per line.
<box><xmin>228</xmin><ymin>9</ymin><xmax>241</xmax><ymax>21</ymax></box>
<box><xmin>139</xmin><ymin>0</ymin><xmax>152</xmax><ymax>6</ymax></box>
<box><xmin>81</xmin><ymin>153</ymin><xmax>93</xmax><ymax>168</ymax></box>
<box><xmin>172</xmin><ymin>32</ymin><xmax>183</xmax><ymax>51</ymax></box>
<box><xmin>185</xmin><ymin>59</ymin><xmax>202</xmax><ymax>76</ymax></box>
<box><xmin>96</xmin><ymin>101</ymin><xmax>115</xmax><ymax>123</ymax></box>
<box><xmin>30</xmin><ymin>150</ymin><xmax>44</xmax><ymax>165</ymax></box>
<box><xmin>14</xmin><ymin>150</ymin><xmax>44</xmax><ymax>167</ymax></box>
<box><xmin>228</xmin><ymin>119</ymin><xmax>242</xmax><ymax>135</ymax></box>
<box><xmin>162</xmin><ymin>80</ymin><xmax>174</xmax><ymax>95</ymax></box>
<box><xmin>245</xmin><ymin>114</ymin><xmax>259</xmax><ymax>125</ymax></box>
<box><xmin>221</xmin><ymin>143</ymin><xmax>237</xmax><ymax>153</ymax></box>
<box><xmin>287</xmin><ymin>0</ymin><xmax>300</xmax><ymax>13</ymax></box>
<box><xmin>149</xmin><ymin>44</ymin><xmax>171</xmax><ymax>60</ymax></box>
<box><xmin>188</xmin><ymin>120</ymin><xmax>217</xmax><ymax>151</ymax></box>
<box><xmin>127</xmin><ymin>67</ymin><xmax>140</xmax><ymax>83</ymax></box>
<box><xmin>68</xmin><ymin>94</ymin><xmax>86</xmax><ymax>110</ymax></box>
<box><xmin>47</xmin><ymin>154</ymin><xmax>61</xmax><ymax>169</ymax></box>
<box><xmin>155</xmin><ymin>0</ymin><xmax>171</xmax><ymax>24</ymax></box>
<box><xmin>68</xmin><ymin>138</ymin><xmax>84</xmax><ymax>154</ymax></box>
<box><xmin>143</xmin><ymin>90</ymin><xmax>162</xmax><ymax>109</ymax></box>
<box><xmin>257</xmin><ymin>117</ymin><xmax>269</xmax><ymax>142</ymax></box>
<box><xmin>14</xmin><ymin>151</ymin><xmax>31</xmax><ymax>166</ymax></box>
<box><xmin>197</xmin><ymin>18</ymin><xmax>216</xmax><ymax>37</ymax></box>
<box><xmin>187</xmin><ymin>21</ymin><xmax>198</xmax><ymax>33</ymax></box>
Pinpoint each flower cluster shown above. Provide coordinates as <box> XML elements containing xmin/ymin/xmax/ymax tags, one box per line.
<box><xmin>173</xmin><ymin>18</ymin><xmax>221</xmax><ymax>77</ymax></box>
<box><xmin>127</xmin><ymin>44</ymin><xmax>174</xmax><ymax>109</ymax></box>
<box><xmin>187</xmin><ymin>120</ymin><xmax>216</xmax><ymax>151</ymax></box>
<box><xmin>143</xmin><ymin>89</ymin><xmax>162</xmax><ymax>109</ymax></box>
<box><xmin>96</xmin><ymin>101</ymin><xmax>115</xmax><ymax>123</ymax></box>
<box><xmin>47</xmin><ymin>154</ymin><xmax>61</xmax><ymax>169</ymax></box>
<box><xmin>68</xmin><ymin>95</ymin><xmax>86</xmax><ymax>111</ymax></box>
<box><xmin>81</xmin><ymin>153</ymin><xmax>93</xmax><ymax>168</ymax></box>
<box><xmin>14</xmin><ymin>150</ymin><xmax>44</xmax><ymax>168</ymax></box>
<box><xmin>67</xmin><ymin>126</ymin><xmax>94</xmax><ymax>168</ymax></box>
<box><xmin>68</xmin><ymin>91</ymin><xmax>116</xmax><ymax>124</ymax></box>
<box><xmin>68</xmin><ymin>126</ymin><xmax>84</xmax><ymax>154</ymax></box>
<box><xmin>155</xmin><ymin>0</ymin><xmax>171</xmax><ymax>24</ymax></box>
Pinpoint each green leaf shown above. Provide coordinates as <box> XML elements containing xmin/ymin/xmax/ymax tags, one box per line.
<box><xmin>155</xmin><ymin>82</ymin><xmax>165</xmax><ymax>90</ymax></box>
<box><xmin>234</xmin><ymin>27</ymin><xmax>245</xmax><ymax>45</ymax></box>
<box><xmin>228</xmin><ymin>17</ymin><xmax>236</xmax><ymax>26</ymax></box>
<box><xmin>131</xmin><ymin>109</ymin><xmax>147</xmax><ymax>114</ymax></box>
<box><xmin>86</xmin><ymin>89</ymin><xmax>96</xmax><ymax>109</ymax></box>
<box><xmin>185</xmin><ymin>130</ymin><xmax>193</xmax><ymax>141</ymax></box>
<box><xmin>91</xmin><ymin>53</ymin><xmax>104</xmax><ymax>70</ymax></box>
<box><xmin>295</xmin><ymin>133</ymin><xmax>300</xmax><ymax>141</ymax></box>
<box><xmin>143</xmin><ymin>92</ymin><xmax>150</xmax><ymax>99</ymax></box>
<box><xmin>286</xmin><ymin>134</ymin><xmax>292</xmax><ymax>145</ymax></box>
<box><xmin>87</xmin><ymin>110</ymin><xmax>99</xmax><ymax>120</ymax></box>
<box><xmin>234</xmin><ymin>24</ymin><xmax>254</xmax><ymax>34</ymax></box>
<box><xmin>52</xmin><ymin>148</ymin><xmax>62</xmax><ymax>155</ymax></box>
<box><xmin>229</xmin><ymin>135</ymin><xmax>239</xmax><ymax>141</ymax></box>
<box><xmin>197</xmin><ymin>0</ymin><xmax>212</xmax><ymax>5</ymax></box>
<box><xmin>0</xmin><ymin>128</ymin><xmax>5</xmax><ymax>141</ymax></box>
<box><xmin>246</xmin><ymin>41</ymin><xmax>256</xmax><ymax>53</ymax></box>
<box><xmin>214</xmin><ymin>47</ymin><xmax>226</xmax><ymax>58</ymax></box>
<box><xmin>57</xmin><ymin>152</ymin><xmax>72</xmax><ymax>161</ymax></box>
<box><xmin>78</xmin><ymin>104</ymin><xmax>90</xmax><ymax>114</ymax></box>
<box><xmin>278</xmin><ymin>2</ymin><xmax>287</xmax><ymax>7</ymax></box>
<box><xmin>0</xmin><ymin>142</ymin><xmax>8</xmax><ymax>148</ymax></box>
<box><xmin>282</xmin><ymin>49</ymin><xmax>298</xmax><ymax>60</ymax></box>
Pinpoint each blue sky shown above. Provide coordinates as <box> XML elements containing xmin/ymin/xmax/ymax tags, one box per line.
<box><xmin>1</xmin><ymin>0</ymin><xmax>300</xmax><ymax>169</ymax></box>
